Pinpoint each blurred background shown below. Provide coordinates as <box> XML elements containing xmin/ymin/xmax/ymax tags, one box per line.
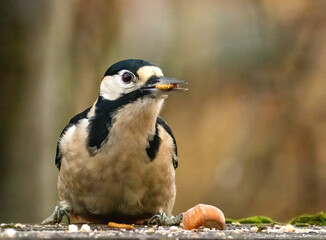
<box><xmin>1</xmin><ymin>0</ymin><xmax>326</xmax><ymax>223</ymax></box>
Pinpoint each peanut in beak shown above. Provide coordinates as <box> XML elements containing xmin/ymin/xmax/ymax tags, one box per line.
<box><xmin>155</xmin><ymin>83</ymin><xmax>178</xmax><ymax>90</ymax></box>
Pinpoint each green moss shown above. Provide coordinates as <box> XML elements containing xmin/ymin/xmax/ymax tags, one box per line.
<box><xmin>290</xmin><ymin>212</ymin><xmax>326</xmax><ymax>226</ymax></box>
<box><xmin>0</xmin><ymin>223</ymin><xmax>17</xmax><ymax>229</ymax></box>
<box><xmin>226</xmin><ymin>216</ymin><xmax>274</xmax><ymax>224</ymax></box>
<box><xmin>226</xmin><ymin>212</ymin><xmax>326</xmax><ymax>226</ymax></box>
<box><xmin>225</xmin><ymin>218</ymin><xmax>233</xmax><ymax>224</ymax></box>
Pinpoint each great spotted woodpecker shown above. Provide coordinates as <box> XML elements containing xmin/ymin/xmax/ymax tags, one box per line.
<box><xmin>42</xmin><ymin>59</ymin><xmax>186</xmax><ymax>225</ymax></box>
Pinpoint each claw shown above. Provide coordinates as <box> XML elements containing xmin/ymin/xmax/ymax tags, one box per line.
<box><xmin>148</xmin><ymin>212</ymin><xmax>184</xmax><ymax>226</ymax></box>
<box><xmin>41</xmin><ymin>206</ymin><xmax>70</xmax><ymax>224</ymax></box>
<box><xmin>148</xmin><ymin>213</ymin><xmax>165</xmax><ymax>225</ymax></box>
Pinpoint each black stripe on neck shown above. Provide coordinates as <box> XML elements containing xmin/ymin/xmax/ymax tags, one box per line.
<box><xmin>87</xmin><ymin>89</ymin><xmax>150</xmax><ymax>156</ymax></box>
<box><xmin>146</xmin><ymin>119</ymin><xmax>161</xmax><ymax>160</ymax></box>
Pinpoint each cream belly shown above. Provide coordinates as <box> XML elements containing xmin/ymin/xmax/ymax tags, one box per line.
<box><xmin>57</xmin><ymin>99</ymin><xmax>176</xmax><ymax>221</ymax></box>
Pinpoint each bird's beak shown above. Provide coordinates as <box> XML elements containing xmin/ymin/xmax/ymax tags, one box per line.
<box><xmin>145</xmin><ymin>77</ymin><xmax>187</xmax><ymax>92</ymax></box>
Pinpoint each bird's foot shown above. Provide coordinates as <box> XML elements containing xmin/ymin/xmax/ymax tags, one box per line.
<box><xmin>148</xmin><ymin>212</ymin><xmax>184</xmax><ymax>226</ymax></box>
<box><xmin>41</xmin><ymin>206</ymin><xmax>70</xmax><ymax>224</ymax></box>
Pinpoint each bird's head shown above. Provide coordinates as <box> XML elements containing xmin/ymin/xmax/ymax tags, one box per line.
<box><xmin>100</xmin><ymin>59</ymin><xmax>186</xmax><ymax>100</ymax></box>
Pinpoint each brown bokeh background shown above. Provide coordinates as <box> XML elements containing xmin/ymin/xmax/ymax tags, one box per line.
<box><xmin>1</xmin><ymin>0</ymin><xmax>325</xmax><ymax>223</ymax></box>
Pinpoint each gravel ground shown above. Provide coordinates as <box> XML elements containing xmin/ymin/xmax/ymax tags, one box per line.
<box><xmin>1</xmin><ymin>223</ymin><xmax>326</xmax><ymax>239</ymax></box>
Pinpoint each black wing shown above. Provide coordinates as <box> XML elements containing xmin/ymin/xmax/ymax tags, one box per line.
<box><xmin>55</xmin><ymin>107</ymin><xmax>91</xmax><ymax>170</ymax></box>
<box><xmin>157</xmin><ymin>117</ymin><xmax>178</xmax><ymax>169</ymax></box>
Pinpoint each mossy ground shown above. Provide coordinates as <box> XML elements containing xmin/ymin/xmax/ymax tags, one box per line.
<box><xmin>226</xmin><ymin>216</ymin><xmax>274</xmax><ymax>224</ymax></box>
<box><xmin>290</xmin><ymin>212</ymin><xmax>326</xmax><ymax>226</ymax></box>
<box><xmin>226</xmin><ymin>212</ymin><xmax>326</xmax><ymax>226</ymax></box>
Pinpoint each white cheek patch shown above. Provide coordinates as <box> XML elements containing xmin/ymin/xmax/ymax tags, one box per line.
<box><xmin>100</xmin><ymin>67</ymin><xmax>164</xmax><ymax>100</ymax></box>
<box><xmin>100</xmin><ymin>74</ymin><xmax>137</xmax><ymax>100</ymax></box>
<box><xmin>100</xmin><ymin>76</ymin><xmax>121</xmax><ymax>100</ymax></box>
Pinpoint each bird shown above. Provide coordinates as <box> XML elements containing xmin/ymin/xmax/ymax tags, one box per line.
<box><xmin>42</xmin><ymin>59</ymin><xmax>186</xmax><ymax>225</ymax></box>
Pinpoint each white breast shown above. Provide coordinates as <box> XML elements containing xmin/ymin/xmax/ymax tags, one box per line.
<box><xmin>57</xmin><ymin>97</ymin><xmax>176</xmax><ymax>218</ymax></box>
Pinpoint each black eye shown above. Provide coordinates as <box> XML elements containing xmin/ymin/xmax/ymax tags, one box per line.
<box><xmin>122</xmin><ymin>72</ymin><xmax>134</xmax><ymax>83</ymax></box>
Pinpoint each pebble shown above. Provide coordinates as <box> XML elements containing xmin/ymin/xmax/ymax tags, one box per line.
<box><xmin>233</xmin><ymin>229</ymin><xmax>242</xmax><ymax>234</ymax></box>
<box><xmin>216</xmin><ymin>231</ymin><xmax>225</xmax><ymax>236</ymax></box>
<box><xmin>280</xmin><ymin>224</ymin><xmax>296</xmax><ymax>232</ymax></box>
<box><xmin>3</xmin><ymin>228</ymin><xmax>16</xmax><ymax>237</ymax></box>
<box><xmin>147</xmin><ymin>227</ymin><xmax>156</xmax><ymax>233</ymax></box>
<box><xmin>263</xmin><ymin>224</ymin><xmax>299</xmax><ymax>233</ymax></box>
<box><xmin>68</xmin><ymin>224</ymin><xmax>79</xmax><ymax>232</ymax></box>
<box><xmin>231</xmin><ymin>222</ymin><xmax>241</xmax><ymax>225</ymax></box>
<box><xmin>14</xmin><ymin>223</ymin><xmax>25</xmax><ymax>228</ymax></box>
<box><xmin>169</xmin><ymin>226</ymin><xmax>180</xmax><ymax>232</ymax></box>
<box><xmin>80</xmin><ymin>224</ymin><xmax>92</xmax><ymax>232</ymax></box>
